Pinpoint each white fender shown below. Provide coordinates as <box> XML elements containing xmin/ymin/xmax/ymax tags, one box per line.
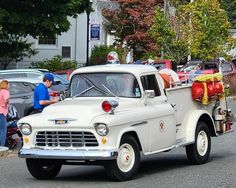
<box><xmin>184</xmin><ymin>110</ymin><xmax>216</xmax><ymax>143</ymax></box>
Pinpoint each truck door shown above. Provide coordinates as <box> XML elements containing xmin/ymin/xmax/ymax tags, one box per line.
<box><xmin>141</xmin><ymin>74</ymin><xmax>176</xmax><ymax>152</ymax></box>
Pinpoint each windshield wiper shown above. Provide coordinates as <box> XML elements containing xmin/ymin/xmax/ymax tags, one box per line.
<box><xmin>72</xmin><ymin>86</ymin><xmax>94</xmax><ymax>98</ymax></box>
<box><xmin>102</xmin><ymin>84</ymin><xmax>119</xmax><ymax>98</ymax></box>
<box><xmin>80</xmin><ymin>76</ymin><xmax>109</xmax><ymax>95</ymax></box>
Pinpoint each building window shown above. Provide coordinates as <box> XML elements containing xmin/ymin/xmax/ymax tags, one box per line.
<box><xmin>62</xmin><ymin>46</ymin><xmax>71</xmax><ymax>58</ymax></box>
<box><xmin>38</xmin><ymin>35</ymin><xmax>56</xmax><ymax>45</ymax></box>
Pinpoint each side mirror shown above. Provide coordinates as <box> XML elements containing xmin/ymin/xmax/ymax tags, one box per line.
<box><xmin>144</xmin><ymin>90</ymin><xmax>155</xmax><ymax>98</ymax></box>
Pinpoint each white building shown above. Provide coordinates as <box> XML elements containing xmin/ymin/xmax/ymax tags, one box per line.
<box><xmin>13</xmin><ymin>0</ymin><xmax>115</xmax><ymax>69</ymax></box>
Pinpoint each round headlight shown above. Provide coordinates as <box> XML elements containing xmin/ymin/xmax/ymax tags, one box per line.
<box><xmin>19</xmin><ymin>123</ymin><xmax>32</xmax><ymax>135</ymax></box>
<box><xmin>95</xmin><ymin>123</ymin><xmax>109</xmax><ymax>136</ymax></box>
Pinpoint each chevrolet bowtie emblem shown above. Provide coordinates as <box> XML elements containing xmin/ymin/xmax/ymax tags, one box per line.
<box><xmin>55</xmin><ymin>120</ymin><xmax>68</xmax><ymax>125</ymax></box>
<box><xmin>49</xmin><ymin>118</ymin><xmax>77</xmax><ymax>125</ymax></box>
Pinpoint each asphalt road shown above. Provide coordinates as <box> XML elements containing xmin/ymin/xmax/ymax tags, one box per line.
<box><xmin>0</xmin><ymin>98</ymin><xmax>235</xmax><ymax>188</ymax></box>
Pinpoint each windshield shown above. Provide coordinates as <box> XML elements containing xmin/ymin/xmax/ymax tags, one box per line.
<box><xmin>69</xmin><ymin>73</ymin><xmax>141</xmax><ymax>98</ymax></box>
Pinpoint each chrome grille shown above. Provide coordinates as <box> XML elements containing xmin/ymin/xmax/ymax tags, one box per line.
<box><xmin>35</xmin><ymin>131</ymin><xmax>98</xmax><ymax>147</ymax></box>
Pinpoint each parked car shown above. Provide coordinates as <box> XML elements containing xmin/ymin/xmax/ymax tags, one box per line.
<box><xmin>177</xmin><ymin>60</ymin><xmax>217</xmax><ymax>76</ymax></box>
<box><xmin>37</xmin><ymin>69</ymin><xmax>69</xmax><ymax>87</ymax></box>
<box><xmin>5</xmin><ymin>77</ymin><xmax>65</xmax><ymax>118</ymax></box>
<box><xmin>0</xmin><ymin>69</ymin><xmax>68</xmax><ymax>90</ymax></box>
<box><xmin>6</xmin><ymin>78</ymin><xmax>36</xmax><ymax>118</ymax></box>
<box><xmin>54</xmin><ymin>69</ymin><xmax>74</xmax><ymax>80</ymax></box>
<box><xmin>177</xmin><ymin>59</ymin><xmax>236</xmax><ymax>94</ymax></box>
<box><xmin>142</xmin><ymin>59</ymin><xmax>175</xmax><ymax>71</ymax></box>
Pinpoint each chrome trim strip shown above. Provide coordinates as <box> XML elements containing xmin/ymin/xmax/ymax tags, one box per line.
<box><xmin>18</xmin><ymin>148</ymin><xmax>118</xmax><ymax>160</ymax></box>
<box><xmin>131</xmin><ymin>121</ymin><xmax>148</xmax><ymax>127</ymax></box>
<box><xmin>48</xmin><ymin>118</ymin><xmax>77</xmax><ymax>121</ymax></box>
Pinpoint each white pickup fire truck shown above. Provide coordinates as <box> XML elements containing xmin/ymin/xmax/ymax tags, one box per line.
<box><xmin>18</xmin><ymin>64</ymin><xmax>233</xmax><ymax>181</ymax></box>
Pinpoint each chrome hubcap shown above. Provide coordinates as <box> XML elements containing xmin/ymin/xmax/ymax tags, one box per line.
<box><xmin>117</xmin><ymin>143</ymin><xmax>135</xmax><ymax>172</ymax></box>
<box><xmin>197</xmin><ymin>130</ymin><xmax>208</xmax><ymax>156</ymax></box>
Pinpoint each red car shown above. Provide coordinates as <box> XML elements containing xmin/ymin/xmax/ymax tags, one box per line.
<box><xmin>177</xmin><ymin>60</ymin><xmax>236</xmax><ymax>95</ymax></box>
<box><xmin>177</xmin><ymin>60</ymin><xmax>218</xmax><ymax>81</ymax></box>
<box><xmin>142</xmin><ymin>59</ymin><xmax>173</xmax><ymax>70</ymax></box>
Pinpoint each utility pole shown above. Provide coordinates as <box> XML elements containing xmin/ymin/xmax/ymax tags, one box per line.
<box><xmin>162</xmin><ymin>0</ymin><xmax>169</xmax><ymax>59</ymax></box>
<box><xmin>86</xmin><ymin>9</ymin><xmax>90</xmax><ymax>67</ymax></box>
<box><xmin>85</xmin><ymin>0</ymin><xmax>93</xmax><ymax>67</ymax></box>
<box><xmin>188</xmin><ymin>0</ymin><xmax>194</xmax><ymax>61</ymax></box>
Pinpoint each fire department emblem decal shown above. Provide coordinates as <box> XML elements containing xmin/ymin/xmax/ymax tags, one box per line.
<box><xmin>159</xmin><ymin>121</ymin><xmax>165</xmax><ymax>132</ymax></box>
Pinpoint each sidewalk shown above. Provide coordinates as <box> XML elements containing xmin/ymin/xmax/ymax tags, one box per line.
<box><xmin>0</xmin><ymin>146</ymin><xmax>9</xmax><ymax>157</ymax></box>
<box><xmin>0</xmin><ymin>144</ymin><xmax>21</xmax><ymax>157</ymax></box>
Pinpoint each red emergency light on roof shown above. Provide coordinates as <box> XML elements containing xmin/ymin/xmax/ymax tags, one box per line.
<box><xmin>101</xmin><ymin>100</ymin><xmax>119</xmax><ymax>114</ymax></box>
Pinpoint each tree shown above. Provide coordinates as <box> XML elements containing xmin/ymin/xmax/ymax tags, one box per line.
<box><xmin>0</xmin><ymin>0</ymin><xmax>92</xmax><ymax>69</ymax></box>
<box><xmin>0</xmin><ymin>0</ymin><xmax>92</xmax><ymax>37</ymax></box>
<box><xmin>102</xmin><ymin>0</ymin><xmax>163</xmax><ymax>60</ymax></box>
<box><xmin>31</xmin><ymin>55</ymin><xmax>77</xmax><ymax>72</ymax></box>
<box><xmin>178</xmin><ymin>0</ymin><xmax>233</xmax><ymax>60</ymax></box>
<box><xmin>149</xmin><ymin>7</ymin><xmax>189</xmax><ymax>65</ymax></box>
<box><xmin>0</xmin><ymin>34</ymin><xmax>37</xmax><ymax>69</ymax></box>
<box><xmin>169</xmin><ymin>0</ymin><xmax>190</xmax><ymax>6</ymax></box>
<box><xmin>90</xmin><ymin>45</ymin><xmax>124</xmax><ymax>65</ymax></box>
<box><xmin>220</xmin><ymin>0</ymin><xmax>236</xmax><ymax>28</ymax></box>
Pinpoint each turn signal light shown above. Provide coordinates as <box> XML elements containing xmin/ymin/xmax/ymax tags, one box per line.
<box><xmin>101</xmin><ymin>137</ymin><xmax>107</xmax><ymax>144</ymax></box>
<box><xmin>24</xmin><ymin>137</ymin><xmax>29</xmax><ymax>143</ymax></box>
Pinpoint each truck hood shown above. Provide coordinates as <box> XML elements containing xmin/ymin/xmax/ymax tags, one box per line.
<box><xmin>19</xmin><ymin>97</ymin><xmax>143</xmax><ymax>128</ymax></box>
<box><xmin>44</xmin><ymin>98</ymin><xmax>103</xmax><ymax>116</ymax></box>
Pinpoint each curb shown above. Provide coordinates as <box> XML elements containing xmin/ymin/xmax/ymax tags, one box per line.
<box><xmin>0</xmin><ymin>147</ymin><xmax>9</xmax><ymax>157</ymax></box>
<box><xmin>0</xmin><ymin>149</ymin><xmax>19</xmax><ymax>158</ymax></box>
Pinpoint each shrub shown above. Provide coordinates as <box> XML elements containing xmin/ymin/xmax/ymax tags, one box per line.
<box><xmin>31</xmin><ymin>55</ymin><xmax>77</xmax><ymax>71</ymax></box>
<box><xmin>90</xmin><ymin>45</ymin><xmax>124</xmax><ymax>65</ymax></box>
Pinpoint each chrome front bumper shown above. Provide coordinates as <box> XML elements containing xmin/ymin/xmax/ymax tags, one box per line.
<box><xmin>18</xmin><ymin>148</ymin><xmax>118</xmax><ymax>160</ymax></box>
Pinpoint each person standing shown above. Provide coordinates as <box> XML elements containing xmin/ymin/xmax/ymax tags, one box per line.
<box><xmin>0</xmin><ymin>80</ymin><xmax>10</xmax><ymax>147</ymax></box>
<box><xmin>195</xmin><ymin>64</ymin><xmax>202</xmax><ymax>74</ymax></box>
<box><xmin>33</xmin><ymin>73</ymin><xmax>59</xmax><ymax>113</ymax></box>
<box><xmin>126</xmin><ymin>48</ymin><xmax>133</xmax><ymax>64</ymax></box>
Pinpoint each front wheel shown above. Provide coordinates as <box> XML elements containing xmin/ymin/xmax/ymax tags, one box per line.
<box><xmin>26</xmin><ymin>159</ymin><xmax>62</xmax><ymax>179</ymax></box>
<box><xmin>186</xmin><ymin>121</ymin><xmax>211</xmax><ymax>164</ymax></box>
<box><xmin>104</xmin><ymin>136</ymin><xmax>140</xmax><ymax>181</ymax></box>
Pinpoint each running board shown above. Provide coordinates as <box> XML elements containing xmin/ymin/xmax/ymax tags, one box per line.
<box><xmin>176</xmin><ymin>138</ymin><xmax>194</xmax><ymax>147</ymax></box>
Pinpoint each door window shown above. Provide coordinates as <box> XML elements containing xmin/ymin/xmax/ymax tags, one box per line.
<box><xmin>141</xmin><ymin>75</ymin><xmax>161</xmax><ymax>96</ymax></box>
<box><xmin>9</xmin><ymin>82</ymin><xmax>35</xmax><ymax>95</ymax></box>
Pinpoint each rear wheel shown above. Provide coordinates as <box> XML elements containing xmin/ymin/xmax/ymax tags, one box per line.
<box><xmin>26</xmin><ymin>159</ymin><xmax>62</xmax><ymax>179</ymax></box>
<box><xmin>186</xmin><ymin>121</ymin><xmax>211</xmax><ymax>164</ymax></box>
<box><xmin>104</xmin><ymin>136</ymin><xmax>140</xmax><ymax>181</ymax></box>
